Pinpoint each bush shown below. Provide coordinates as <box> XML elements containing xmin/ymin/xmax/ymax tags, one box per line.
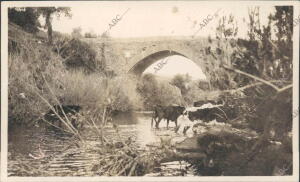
<box><xmin>54</xmin><ymin>38</ymin><xmax>105</xmax><ymax>73</ymax></box>
<box><xmin>57</xmin><ymin>72</ymin><xmax>141</xmax><ymax>112</ymax></box>
<box><xmin>84</xmin><ymin>32</ymin><xmax>97</xmax><ymax>38</ymax></box>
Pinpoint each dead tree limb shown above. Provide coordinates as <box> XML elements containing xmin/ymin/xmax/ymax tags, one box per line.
<box><xmin>222</xmin><ymin>65</ymin><xmax>280</xmax><ymax>91</ymax></box>
<box><xmin>223</xmin><ymin>82</ymin><xmax>264</xmax><ymax>93</ymax></box>
<box><xmin>222</xmin><ymin>80</ymin><xmax>292</xmax><ymax>95</ymax></box>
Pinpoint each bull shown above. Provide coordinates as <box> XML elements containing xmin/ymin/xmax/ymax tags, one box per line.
<box><xmin>151</xmin><ymin>105</ymin><xmax>185</xmax><ymax>129</ymax></box>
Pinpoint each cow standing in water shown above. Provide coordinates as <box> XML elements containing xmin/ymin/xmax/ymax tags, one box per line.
<box><xmin>152</xmin><ymin>105</ymin><xmax>185</xmax><ymax>129</ymax></box>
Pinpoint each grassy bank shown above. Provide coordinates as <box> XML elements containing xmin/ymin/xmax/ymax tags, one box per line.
<box><xmin>8</xmin><ymin>23</ymin><xmax>141</xmax><ymax>128</ymax></box>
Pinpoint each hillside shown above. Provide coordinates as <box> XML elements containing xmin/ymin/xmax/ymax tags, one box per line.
<box><xmin>9</xmin><ymin>22</ymin><xmax>47</xmax><ymax>41</ymax></box>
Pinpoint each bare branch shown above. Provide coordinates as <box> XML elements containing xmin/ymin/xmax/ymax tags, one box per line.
<box><xmin>222</xmin><ymin>65</ymin><xmax>280</xmax><ymax>91</ymax></box>
<box><xmin>277</xmin><ymin>84</ymin><xmax>293</xmax><ymax>93</ymax></box>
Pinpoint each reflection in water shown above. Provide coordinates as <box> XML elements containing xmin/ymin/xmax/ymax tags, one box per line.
<box><xmin>109</xmin><ymin>112</ymin><xmax>158</xmax><ymax>146</ymax></box>
<box><xmin>136</xmin><ymin>117</ymin><xmax>157</xmax><ymax>146</ymax></box>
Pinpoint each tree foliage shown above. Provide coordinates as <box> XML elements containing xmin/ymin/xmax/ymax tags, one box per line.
<box><xmin>137</xmin><ymin>74</ymin><xmax>183</xmax><ymax>109</ymax></box>
<box><xmin>233</xmin><ymin>6</ymin><xmax>293</xmax><ymax>85</ymax></box>
<box><xmin>58</xmin><ymin>38</ymin><xmax>104</xmax><ymax>73</ymax></box>
<box><xmin>8</xmin><ymin>8</ymin><xmax>41</xmax><ymax>33</ymax></box>
<box><xmin>8</xmin><ymin>7</ymin><xmax>72</xmax><ymax>45</ymax></box>
<box><xmin>37</xmin><ymin>7</ymin><xmax>72</xmax><ymax>44</ymax></box>
<box><xmin>84</xmin><ymin>31</ymin><xmax>97</xmax><ymax>38</ymax></box>
<box><xmin>170</xmin><ymin>74</ymin><xmax>191</xmax><ymax>95</ymax></box>
<box><xmin>210</xmin><ymin>6</ymin><xmax>293</xmax><ymax>90</ymax></box>
<box><xmin>71</xmin><ymin>27</ymin><xmax>83</xmax><ymax>38</ymax></box>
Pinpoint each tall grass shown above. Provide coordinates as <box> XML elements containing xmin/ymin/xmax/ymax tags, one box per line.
<box><xmin>57</xmin><ymin>71</ymin><xmax>141</xmax><ymax>112</ymax></box>
<box><xmin>8</xmin><ymin>38</ymin><xmax>66</xmax><ymax>125</ymax></box>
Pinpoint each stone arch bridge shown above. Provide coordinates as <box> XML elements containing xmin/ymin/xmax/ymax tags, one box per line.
<box><xmin>84</xmin><ymin>36</ymin><xmax>231</xmax><ymax>79</ymax></box>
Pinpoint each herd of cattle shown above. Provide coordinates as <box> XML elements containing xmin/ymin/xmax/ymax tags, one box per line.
<box><xmin>151</xmin><ymin>99</ymin><xmax>233</xmax><ymax>129</ymax></box>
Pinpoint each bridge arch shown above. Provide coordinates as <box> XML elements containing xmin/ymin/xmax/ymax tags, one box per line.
<box><xmin>128</xmin><ymin>49</ymin><xmax>209</xmax><ymax>79</ymax></box>
<box><xmin>86</xmin><ymin>37</ymin><xmax>228</xmax><ymax>79</ymax></box>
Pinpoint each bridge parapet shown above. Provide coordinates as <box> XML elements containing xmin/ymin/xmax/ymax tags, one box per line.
<box><xmin>84</xmin><ymin>36</ymin><xmax>233</xmax><ymax>79</ymax></box>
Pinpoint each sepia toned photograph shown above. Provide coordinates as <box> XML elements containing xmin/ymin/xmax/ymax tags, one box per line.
<box><xmin>1</xmin><ymin>1</ymin><xmax>299</xmax><ymax>181</ymax></box>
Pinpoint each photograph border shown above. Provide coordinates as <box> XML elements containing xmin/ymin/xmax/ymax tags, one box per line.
<box><xmin>1</xmin><ymin>1</ymin><xmax>299</xmax><ymax>181</ymax></box>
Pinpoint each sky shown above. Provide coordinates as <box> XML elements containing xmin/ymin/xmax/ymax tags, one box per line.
<box><xmin>50</xmin><ymin>2</ymin><xmax>275</xmax><ymax>39</ymax></box>
<box><xmin>143</xmin><ymin>55</ymin><xmax>207</xmax><ymax>80</ymax></box>
<box><xmin>46</xmin><ymin>2</ymin><xmax>275</xmax><ymax>80</ymax></box>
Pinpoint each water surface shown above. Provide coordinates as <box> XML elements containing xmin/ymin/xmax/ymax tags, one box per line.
<box><xmin>8</xmin><ymin>112</ymin><xmax>193</xmax><ymax>176</ymax></box>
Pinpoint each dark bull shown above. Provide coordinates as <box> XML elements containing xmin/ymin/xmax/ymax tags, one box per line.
<box><xmin>151</xmin><ymin>105</ymin><xmax>186</xmax><ymax>129</ymax></box>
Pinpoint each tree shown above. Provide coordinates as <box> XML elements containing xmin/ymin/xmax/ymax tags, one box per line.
<box><xmin>71</xmin><ymin>27</ymin><xmax>83</xmax><ymax>38</ymax></box>
<box><xmin>137</xmin><ymin>74</ymin><xmax>183</xmax><ymax>109</ymax></box>
<box><xmin>270</xmin><ymin>6</ymin><xmax>293</xmax><ymax>80</ymax></box>
<box><xmin>8</xmin><ymin>7</ymin><xmax>41</xmax><ymax>33</ymax></box>
<box><xmin>216</xmin><ymin>14</ymin><xmax>238</xmax><ymax>40</ymax></box>
<box><xmin>170</xmin><ymin>74</ymin><xmax>191</xmax><ymax>95</ymax></box>
<box><xmin>59</xmin><ymin>38</ymin><xmax>99</xmax><ymax>73</ymax></box>
<box><xmin>37</xmin><ymin>7</ymin><xmax>72</xmax><ymax>44</ymax></box>
<box><xmin>100</xmin><ymin>31</ymin><xmax>111</xmax><ymax>39</ymax></box>
<box><xmin>231</xmin><ymin>6</ymin><xmax>293</xmax><ymax>83</ymax></box>
<box><xmin>137</xmin><ymin>74</ymin><xmax>159</xmax><ymax>109</ymax></box>
<box><xmin>84</xmin><ymin>31</ymin><xmax>97</xmax><ymax>38</ymax></box>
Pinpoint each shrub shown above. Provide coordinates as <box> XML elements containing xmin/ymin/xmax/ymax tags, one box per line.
<box><xmin>55</xmin><ymin>38</ymin><xmax>104</xmax><ymax>73</ymax></box>
<box><xmin>57</xmin><ymin>71</ymin><xmax>142</xmax><ymax>112</ymax></box>
<box><xmin>84</xmin><ymin>32</ymin><xmax>97</xmax><ymax>38</ymax></box>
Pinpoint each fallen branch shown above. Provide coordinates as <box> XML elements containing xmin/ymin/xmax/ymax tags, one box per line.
<box><xmin>223</xmin><ymin>80</ymin><xmax>292</xmax><ymax>94</ymax></box>
<box><xmin>277</xmin><ymin>84</ymin><xmax>293</xmax><ymax>93</ymax></box>
<box><xmin>222</xmin><ymin>65</ymin><xmax>280</xmax><ymax>91</ymax></box>
<box><xmin>223</xmin><ymin>82</ymin><xmax>264</xmax><ymax>93</ymax></box>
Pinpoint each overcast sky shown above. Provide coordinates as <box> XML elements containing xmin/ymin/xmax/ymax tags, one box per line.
<box><xmin>49</xmin><ymin>2</ymin><xmax>275</xmax><ymax>39</ymax></box>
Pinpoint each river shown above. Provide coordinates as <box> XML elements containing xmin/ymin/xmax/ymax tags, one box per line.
<box><xmin>8</xmin><ymin>112</ymin><xmax>196</xmax><ymax>176</ymax></box>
